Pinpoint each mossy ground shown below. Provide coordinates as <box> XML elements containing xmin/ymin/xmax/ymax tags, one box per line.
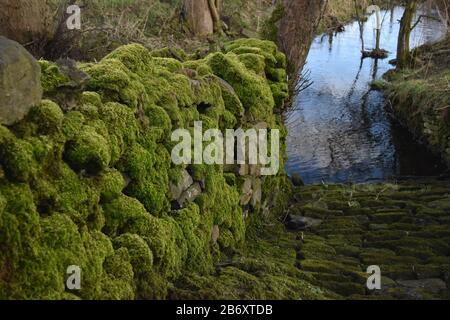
<box><xmin>289</xmin><ymin>179</ymin><xmax>450</xmax><ymax>300</ymax></box>
<box><xmin>167</xmin><ymin>178</ymin><xmax>450</xmax><ymax>300</ymax></box>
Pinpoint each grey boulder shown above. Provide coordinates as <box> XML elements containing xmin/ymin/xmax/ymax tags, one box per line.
<box><xmin>0</xmin><ymin>37</ymin><xmax>42</xmax><ymax>125</ymax></box>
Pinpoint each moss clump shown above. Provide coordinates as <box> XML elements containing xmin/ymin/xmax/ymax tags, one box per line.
<box><xmin>104</xmin><ymin>43</ymin><xmax>154</xmax><ymax>76</ymax></box>
<box><xmin>183</xmin><ymin>60</ymin><xmax>213</xmax><ymax>76</ymax></box>
<box><xmin>39</xmin><ymin>60</ymin><xmax>70</xmax><ymax>93</ymax></box>
<box><xmin>63</xmin><ymin>127</ymin><xmax>111</xmax><ymax>174</ymax></box>
<box><xmin>96</xmin><ymin>102</ymin><xmax>139</xmax><ymax>164</ymax></box>
<box><xmin>113</xmin><ymin>233</ymin><xmax>154</xmax><ymax>272</ymax></box>
<box><xmin>224</xmin><ymin>39</ymin><xmax>287</xmax><ymax>69</ymax></box>
<box><xmin>27</xmin><ymin>100</ymin><xmax>64</xmax><ymax>135</ymax></box>
<box><xmin>61</xmin><ymin>111</ymin><xmax>85</xmax><ymax>139</ymax></box>
<box><xmin>94</xmin><ymin>169</ymin><xmax>125</xmax><ymax>202</ymax></box>
<box><xmin>370</xmin><ymin>79</ymin><xmax>388</xmax><ymax>91</ymax></box>
<box><xmin>270</xmin><ymin>81</ymin><xmax>289</xmax><ymax>109</ymax></box>
<box><xmin>102</xmin><ymin>194</ymin><xmax>153</xmax><ymax>237</ymax></box>
<box><xmin>119</xmin><ymin>143</ymin><xmax>170</xmax><ymax>215</ymax></box>
<box><xmin>80</xmin><ymin>91</ymin><xmax>103</xmax><ymax>107</ymax></box>
<box><xmin>145</xmin><ymin>105</ymin><xmax>172</xmax><ymax>140</ymax></box>
<box><xmin>206</xmin><ymin>52</ymin><xmax>275</xmax><ymax>123</ymax></box>
<box><xmin>0</xmin><ymin>138</ymin><xmax>36</xmax><ymax>182</ymax></box>
<box><xmin>112</xmin><ymin>233</ymin><xmax>163</xmax><ymax>299</ymax></box>
<box><xmin>237</xmin><ymin>53</ymin><xmax>266</xmax><ymax>75</ymax></box>
<box><xmin>150</xmin><ymin>47</ymin><xmax>188</xmax><ymax>62</ymax></box>
<box><xmin>153</xmin><ymin>57</ymin><xmax>183</xmax><ymax>73</ymax></box>
<box><xmin>80</xmin><ymin>58</ymin><xmax>147</xmax><ymax>109</ymax></box>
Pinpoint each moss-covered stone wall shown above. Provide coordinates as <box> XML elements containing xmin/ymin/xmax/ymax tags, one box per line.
<box><xmin>0</xmin><ymin>39</ymin><xmax>291</xmax><ymax>299</ymax></box>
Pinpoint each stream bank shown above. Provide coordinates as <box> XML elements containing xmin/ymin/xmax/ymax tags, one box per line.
<box><xmin>383</xmin><ymin>36</ymin><xmax>450</xmax><ymax>169</ymax></box>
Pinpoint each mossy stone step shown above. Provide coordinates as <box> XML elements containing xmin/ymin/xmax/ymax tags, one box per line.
<box><xmin>292</xmin><ymin>179</ymin><xmax>450</xmax><ymax>299</ymax></box>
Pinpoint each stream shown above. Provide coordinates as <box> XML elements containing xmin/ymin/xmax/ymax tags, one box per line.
<box><xmin>285</xmin><ymin>6</ymin><xmax>448</xmax><ymax>185</ymax></box>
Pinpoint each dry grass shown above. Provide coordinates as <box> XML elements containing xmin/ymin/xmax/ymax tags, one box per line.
<box><xmin>61</xmin><ymin>0</ymin><xmax>276</xmax><ymax>60</ymax></box>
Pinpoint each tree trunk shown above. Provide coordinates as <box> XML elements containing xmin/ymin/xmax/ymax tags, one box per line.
<box><xmin>355</xmin><ymin>0</ymin><xmax>365</xmax><ymax>52</ymax></box>
<box><xmin>277</xmin><ymin>0</ymin><xmax>328</xmax><ymax>73</ymax></box>
<box><xmin>208</xmin><ymin>0</ymin><xmax>222</xmax><ymax>33</ymax></box>
<box><xmin>397</xmin><ymin>0</ymin><xmax>418</xmax><ymax>69</ymax></box>
<box><xmin>435</xmin><ymin>0</ymin><xmax>450</xmax><ymax>33</ymax></box>
<box><xmin>183</xmin><ymin>0</ymin><xmax>222</xmax><ymax>36</ymax></box>
<box><xmin>0</xmin><ymin>0</ymin><xmax>68</xmax><ymax>56</ymax></box>
<box><xmin>375</xmin><ymin>28</ymin><xmax>381</xmax><ymax>51</ymax></box>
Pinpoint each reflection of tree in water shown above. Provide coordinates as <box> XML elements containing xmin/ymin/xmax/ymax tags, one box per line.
<box><xmin>323</xmin><ymin>52</ymin><xmax>394</xmax><ymax>181</ymax></box>
<box><xmin>326</xmin><ymin>57</ymin><xmax>365</xmax><ymax>172</ymax></box>
<box><xmin>285</xmin><ymin>6</ymin><xmax>447</xmax><ymax>184</ymax></box>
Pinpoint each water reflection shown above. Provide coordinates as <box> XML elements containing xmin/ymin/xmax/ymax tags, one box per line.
<box><xmin>285</xmin><ymin>6</ymin><xmax>448</xmax><ymax>184</ymax></box>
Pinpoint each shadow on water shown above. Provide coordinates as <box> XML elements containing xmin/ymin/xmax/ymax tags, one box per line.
<box><xmin>285</xmin><ymin>6</ymin><xmax>448</xmax><ymax>185</ymax></box>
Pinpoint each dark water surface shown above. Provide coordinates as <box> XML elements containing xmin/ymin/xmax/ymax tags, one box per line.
<box><xmin>285</xmin><ymin>6</ymin><xmax>448</xmax><ymax>184</ymax></box>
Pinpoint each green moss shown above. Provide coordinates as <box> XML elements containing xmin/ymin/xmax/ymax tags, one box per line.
<box><xmin>39</xmin><ymin>60</ymin><xmax>70</xmax><ymax>93</ymax></box>
<box><xmin>0</xmin><ymin>138</ymin><xmax>36</xmax><ymax>182</ymax></box>
<box><xmin>95</xmin><ymin>169</ymin><xmax>125</xmax><ymax>202</ymax></box>
<box><xmin>120</xmin><ymin>143</ymin><xmax>170</xmax><ymax>215</ymax></box>
<box><xmin>102</xmin><ymin>247</ymin><xmax>135</xmax><ymax>299</ymax></box>
<box><xmin>112</xmin><ymin>233</ymin><xmax>164</xmax><ymax>299</ymax></box>
<box><xmin>97</xmin><ymin>102</ymin><xmax>139</xmax><ymax>163</ymax></box>
<box><xmin>206</xmin><ymin>52</ymin><xmax>275</xmax><ymax>123</ymax></box>
<box><xmin>79</xmin><ymin>103</ymin><xmax>99</xmax><ymax>120</ymax></box>
<box><xmin>153</xmin><ymin>57</ymin><xmax>183</xmax><ymax>73</ymax></box>
<box><xmin>145</xmin><ymin>104</ymin><xmax>172</xmax><ymax>141</ymax></box>
<box><xmin>150</xmin><ymin>47</ymin><xmax>188</xmax><ymax>62</ymax></box>
<box><xmin>102</xmin><ymin>194</ymin><xmax>151</xmax><ymax>237</ymax></box>
<box><xmin>270</xmin><ymin>81</ymin><xmax>289</xmax><ymax>109</ymax></box>
<box><xmin>262</xmin><ymin>175</ymin><xmax>292</xmax><ymax>218</ymax></box>
<box><xmin>80</xmin><ymin>91</ymin><xmax>103</xmax><ymax>107</ymax></box>
<box><xmin>63</xmin><ymin>126</ymin><xmax>111</xmax><ymax>174</ymax></box>
<box><xmin>261</xmin><ymin>3</ymin><xmax>285</xmax><ymax>43</ymax></box>
<box><xmin>370</xmin><ymin>79</ymin><xmax>388</xmax><ymax>91</ymax></box>
<box><xmin>225</xmin><ymin>39</ymin><xmax>287</xmax><ymax>69</ymax></box>
<box><xmin>62</xmin><ymin>111</ymin><xmax>85</xmax><ymax>139</ymax></box>
<box><xmin>27</xmin><ymin>100</ymin><xmax>64</xmax><ymax>135</ymax></box>
<box><xmin>183</xmin><ymin>60</ymin><xmax>213</xmax><ymax>76</ymax></box>
<box><xmin>267</xmin><ymin>67</ymin><xmax>287</xmax><ymax>82</ymax></box>
<box><xmin>104</xmin><ymin>43</ymin><xmax>154</xmax><ymax>76</ymax></box>
<box><xmin>172</xmin><ymin>203</ymin><xmax>214</xmax><ymax>274</ymax></box>
<box><xmin>81</xmin><ymin>58</ymin><xmax>147</xmax><ymax>109</ymax></box>
<box><xmin>301</xmin><ymin>239</ymin><xmax>337</xmax><ymax>260</ymax></box>
<box><xmin>383</xmin><ymin>41</ymin><xmax>450</xmax><ymax>167</ymax></box>
<box><xmin>102</xmin><ymin>195</ymin><xmax>181</xmax><ymax>278</ymax></box>
<box><xmin>237</xmin><ymin>53</ymin><xmax>266</xmax><ymax>75</ymax></box>
<box><xmin>0</xmin><ymin>38</ymin><xmax>294</xmax><ymax>300</ymax></box>
<box><xmin>113</xmin><ymin>233</ymin><xmax>153</xmax><ymax>271</ymax></box>
<box><xmin>50</xmin><ymin>164</ymin><xmax>101</xmax><ymax>225</ymax></box>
